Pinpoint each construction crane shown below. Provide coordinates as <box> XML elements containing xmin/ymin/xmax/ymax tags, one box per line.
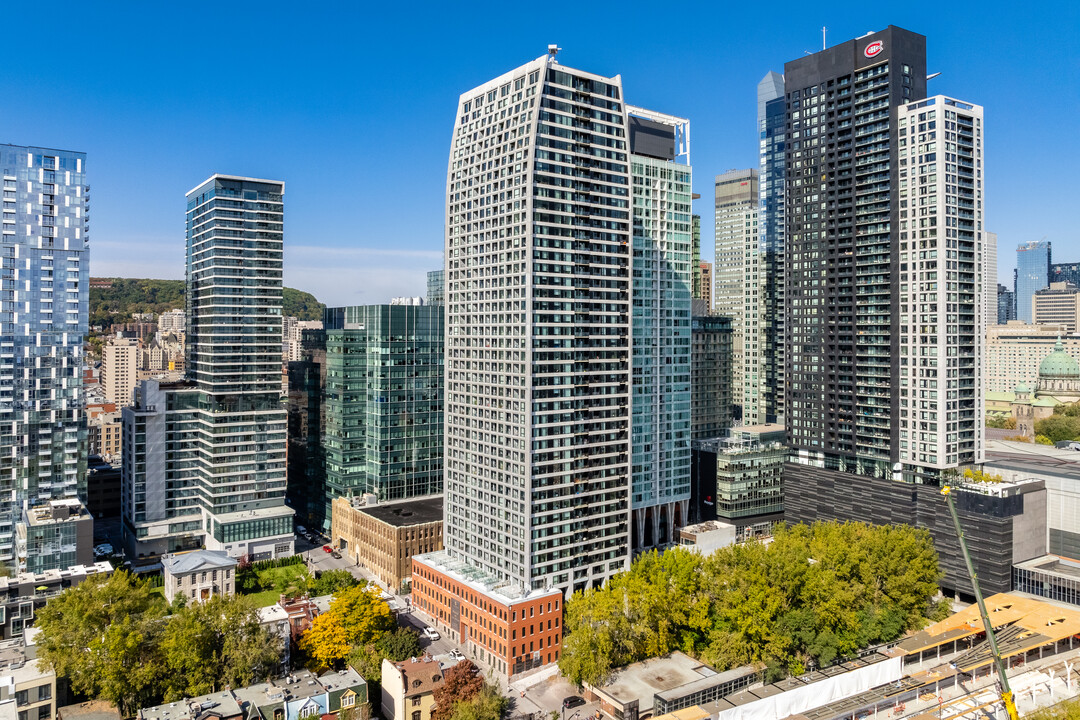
<box><xmin>941</xmin><ymin>485</ymin><xmax>1019</xmax><ymax>720</ymax></box>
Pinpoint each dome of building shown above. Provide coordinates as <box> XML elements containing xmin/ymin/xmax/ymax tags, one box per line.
<box><xmin>1039</xmin><ymin>338</ymin><xmax>1080</xmax><ymax>379</ymax></box>
<box><xmin>1015</xmin><ymin>382</ymin><xmax>1031</xmax><ymax>394</ymax></box>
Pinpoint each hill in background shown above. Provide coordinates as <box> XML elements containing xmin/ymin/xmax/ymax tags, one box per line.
<box><xmin>90</xmin><ymin>278</ymin><xmax>324</xmax><ymax>327</ymax></box>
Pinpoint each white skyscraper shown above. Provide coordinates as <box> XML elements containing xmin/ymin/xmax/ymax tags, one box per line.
<box><xmin>896</xmin><ymin>96</ymin><xmax>986</xmax><ymax>470</ymax></box>
<box><xmin>440</xmin><ymin>52</ymin><xmax>634</xmax><ymax>597</ymax></box>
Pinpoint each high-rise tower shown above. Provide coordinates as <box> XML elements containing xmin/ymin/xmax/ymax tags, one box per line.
<box><xmin>0</xmin><ymin>145</ymin><xmax>91</xmax><ymax>572</ymax></box>
<box><xmin>123</xmin><ymin>175</ymin><xmax>294</xmax><ymax>561</ymax></box>
<box><xmin>1016</xmin><ymin>240</ymin><xmax>1051</xmax><ymax>323</ymax></box>
<box><xmin>782</xmin><ymin>27</ymin><xmax>985</xmax><ymax>500</ymax></box>
<box><xmin>713</xmin><ymin>170</ymin><xmax>758</xmax><ymax>422</ymax></box>
<box><xmin>758</xmin><ymin>72</ymin><xmax>787</xmax><ymax>424</ymax></box>
<box><xmin>439</xmin><ymin>53</ymin><xmax>633</xmax><ymax>596</ymax></box>
<box><xmin>412</xmin><ymin>49</ymin><xmax>696</xmax><ymax>680</ymax></box>
<box><xmin>627</xmin><ymin>109</ymin><xmax>693</xmax><ymax>550</ymax></box>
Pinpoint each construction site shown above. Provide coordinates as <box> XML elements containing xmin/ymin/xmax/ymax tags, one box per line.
<box><xmin>703</xmin><ymin>593</ymin><xmax>1080</xmax><ymax>719</ymax></box>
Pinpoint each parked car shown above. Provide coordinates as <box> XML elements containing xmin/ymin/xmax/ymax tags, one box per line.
<box><xmin>331</xmin><ymin>550</ymin><xmax>341</xmax><ymax>559</ymax></box>
<box><xmin>448</xmin><ymin>649</ymin><xmax>465</xmax><ymax>661</ymax></box>
<box><xmin>562</xmin><ymin>697</ymin><xmax>585</xmax><ymax>710</ymax></box>
<box><xmin>422</xmin><ymin>627</ymin><xmax>440</xmax><ymax>641</ymax></box>
<box><xmin>322</xmin><ymin>545</ymin><xmax>333</xmax><ymax>553</ymax></box>
<box><xmin>93</xmin><ymin>543</ymin><xmax>113</xmax><ymax>557</ymax></box>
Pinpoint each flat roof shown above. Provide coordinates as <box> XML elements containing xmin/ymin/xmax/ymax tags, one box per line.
<box><xmin>1016</xmin><ymin>553</ymin><xmax>1080</xmax><ymax>579</ymax></box>
<box><xmin>357</xmin><ymin>496</ymin><xmax>443</xmax><ymax>527</ymax></box>
<box><xmin>186</xmin><ymin>173</ymin><xmax>284</xmax><ymax>197</ymax></box>
<box><xmin>736</xmin><ymin>423</ymin><xmax>785</xmax><ymax>434</ymax></box>
<box><xmin>655</xmin><ymin>664</ymin><xmax>758</xmax><ymax>701</ymax></box>
<box><xmin>984</xmin><ymin>439</ymin><xmax>1080</xmax><ymax>480</ymax></box>
<box><xmin>590</xmin><ymin>652</ymin><xmax>719</xmax><ymax>707</ymax></box>
<box><xmin>679</xmin><ymin>520</ymin><xmax>735</xmax><ymax>536</ymax></box>
<box><xmin>412</xmin><ymin>551</ymin><xmax>560</xmax><ymax>604</ymax></box>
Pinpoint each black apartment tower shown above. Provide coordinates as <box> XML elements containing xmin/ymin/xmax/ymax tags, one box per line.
<box><xmin>783</xmin><ymin>27</ymin><xmax>997</xmax><ymax>595</ymax></box>
<box><xmin>785</xmin><ymin>27</ymin><xmax>926</xmax><ymax>479</ymax></box>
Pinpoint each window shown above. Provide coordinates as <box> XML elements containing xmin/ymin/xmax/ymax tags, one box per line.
<box><xmin>342</xmin><ymin>695</ymin><xmax>356</xmax><ymax>708</ymax></box>
<box><xmin>413</xmin><ymin>712</ymin><xmax>422</xmax><ymax>720</ymax></box>
<box><xmin>37</xmin><ymin>707</ymin><xmax>50</xmax><ymax>720</ymax></box>
<box><xmin>411</xmin><ymin>698</ymin><xmax>421</xmax><ymax>707</ymax></box>
<box><xmin>36</xmin><ymin>686</ymin><xmax>50</xmax><ymax>702</ymax></box>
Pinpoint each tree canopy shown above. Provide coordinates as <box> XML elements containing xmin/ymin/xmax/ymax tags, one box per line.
<box><xmin>34</xmin><ymin>571</ymin><xmax>282</xmax><ymax>714</ymax></box>
<box><xmin>559</xmin><ymin>521</ymin><xmax>946</xmax><ymax>686</ymax></box>
<box><xmin>89</xmin><ymin>278</ymin><xmax>324</xmax><ymax>328</ymax></box>
<box><xmin>1035</xmin><ymin>410</ymin><xmax>1080</xmax><ymax>443</ymax></box>
<box><xmin>432</xmin><ymin>661</ymin><xmax>484</xmax><ymax>720</ymax></box>
<box><xmin>299</xmin><ymin>585</ymin><xmax>396</xmax><ymax>671</ymax></box>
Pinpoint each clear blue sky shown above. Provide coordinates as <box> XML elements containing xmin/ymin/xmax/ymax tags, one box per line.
<box><xmin>2</xmin><ymin>0</ymin><xmax>1076</xmax><ymax>305</ymax></box>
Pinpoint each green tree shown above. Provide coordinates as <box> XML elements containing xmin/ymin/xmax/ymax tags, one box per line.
<box><xmin>34</xmin><ymin>571</ymin><xmax>166</xmax><ymax>715</ymax></box>
<box><xmin>217</xmin><ymin>594</ymin><xmax>284</xmax><ymax>687</ymax></box>
<box><xmin>347</xmin><ymin>644</ymin><xmax>385</xmax><ymax>684</ymax></box>
<box><xmin>160</xmin><ymin>594</ymin><xmax>282</xmax><ymax>701</ymax></box>
<box><xmin>376</xmin><ymin>627</ymin><xmax>422</xmax><ymax>662</ymax></box>
<box><xmin>1035</xmin><ymin>413</ymin><xmax>1080</xmax><ymax>443</ymax></box>
<box><xmin>309</xmin><ymin>569</ymin><xmax>360</xmax><ymax>597</ymax></box>
<box><xmin>559</xmin><ymin>521</ymin><xmax>941</xmax><ymax>684</ymax></box>
<box><xmin>431</xmin><ymin>661</ymin><xmax>484</xmax><ymax>720</ymax></box>
<box><xmin>449</xmin><ymin>684</ymin><xmax>508</xmax><ymax>720</ymax></box>
<box><xmin>235</xmin><ymin>556</ymin><xmax>260</xmax><ymax>593</ymax></box>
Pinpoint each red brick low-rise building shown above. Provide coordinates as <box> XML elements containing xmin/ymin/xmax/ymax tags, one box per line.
<box><xmin>411</xmin><ymin>552</ymin><xmax>563</xmax><ymax>678</ymax></box>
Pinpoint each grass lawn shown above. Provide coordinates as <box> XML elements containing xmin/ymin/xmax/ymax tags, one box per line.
<box><xmin>242</xmin><ymin>564</ymin><xmax>311</xmax><ymax>607</ymax></box>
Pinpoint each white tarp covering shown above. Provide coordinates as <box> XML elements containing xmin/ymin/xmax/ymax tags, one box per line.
<box><xmin>716</xmin><ymin>656</ymin><xmax>904</xmax><ymax>720</ymax></box>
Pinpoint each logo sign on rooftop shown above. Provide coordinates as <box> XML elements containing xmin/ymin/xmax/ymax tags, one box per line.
<box><xmin>864</xmin><ymin>41</ymin><xmax>884</xmax><ymax>58</ymax></box>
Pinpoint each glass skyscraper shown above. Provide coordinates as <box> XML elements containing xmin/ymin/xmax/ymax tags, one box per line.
<box><xmin>123</xmin><ymin>175</ymin><xmax>294</xmax><ymax>562</ymax></box>
<box><xmin>0</xmin><ymin>145</ymin><xmax>90</xmax><ymax>572</ymax></box>
<box><xmin>1016</xmin><ymin>240</ymin><xmax>1051</xmax><ymax>322</ymax></box>
<box><xmin>426</xmin><ymin>269</ymin><xmax>445</xmax><ymax>306</ymax></box>
<box><xmin>757</xmin><ymin>72</ymin><xmax>787</xmax><ymax>424</ymax></box>
<box><xmin>323</xmin><ymin>304</ymin><xmax>443</xmax><ymax>513</ymax></box>
<box><xmin>628</xmin><ymin>111</ymin><xmax>693</xmax><ymax>550</ymax></box>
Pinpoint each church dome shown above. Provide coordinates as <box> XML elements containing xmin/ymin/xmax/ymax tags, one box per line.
<box><xmin>1039</xmin><ymin>338</ymin><xmax>1080</xmax><ymax>379</ymax></box>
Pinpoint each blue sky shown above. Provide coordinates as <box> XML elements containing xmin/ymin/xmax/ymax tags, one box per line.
<box><xmin>2</xmin><ymin>0</ymin><xmax>1076</xmax><ymax>306</ymax></box>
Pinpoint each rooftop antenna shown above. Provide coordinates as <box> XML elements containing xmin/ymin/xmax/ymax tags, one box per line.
<box><xmin>822</xmin><ymin>26</ymin><xmax>827</xmax><ymax>50</ymax></box>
